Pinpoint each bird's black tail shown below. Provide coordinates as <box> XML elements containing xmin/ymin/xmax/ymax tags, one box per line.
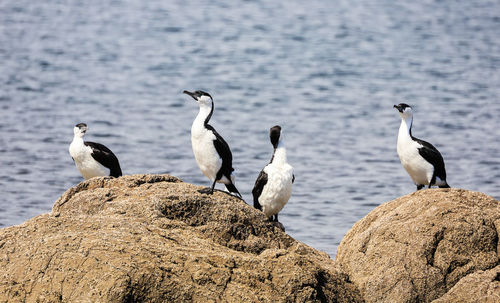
<box><xmin>110</xmin><ymin>167</ymin><xmax>122</xmax><ymax>178</ymax></box>
<box><xmin>439</xmin><ymin>183</ymin><xmax>451</xmax><ymax>188</ymax></box>
<box><xmin>225</xmin><ymin>182</ymin><xmax>242</xmax><ymax>198</ymax></box>
<box><xmin>253</xmin><ymin>199</ymin><xmax>262</xmax><ymax>211</ymax></box>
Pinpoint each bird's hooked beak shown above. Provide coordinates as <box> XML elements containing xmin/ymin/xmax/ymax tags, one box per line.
<box><xmin>394</xmin><ymin>104</ymin><xmax>403</xmax><ymax>113</ymax></box>
<box><xmin>183</xmin><ymin>90</ymin><xmax>199</xmax><ymax>101</ymax></box>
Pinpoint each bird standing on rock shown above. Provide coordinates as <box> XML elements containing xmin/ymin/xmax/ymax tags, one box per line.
<box><xmin>394</xmin><ymin>103</ymin><xmax>450</xmax><ymax>190</ymax></box>
<box><xmin>252</xmin><ymin>125</ymin><xmax>294</xmax><ymax>222</ymax></box>
<box><xmin>69</xmin><ymin>123</ymin><xmax>122</xmax><ymax>180</ymax></box>
<box><xmin>184</xmin><ymin>90</ymin><xmax>241</xmax><ymax>198</ymax></box>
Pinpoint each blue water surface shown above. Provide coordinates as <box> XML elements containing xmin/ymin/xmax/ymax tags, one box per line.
<box><xmin>1</xmin><ymin>0</ymin><xmax>499</xmax><ymax>257</ymax></box>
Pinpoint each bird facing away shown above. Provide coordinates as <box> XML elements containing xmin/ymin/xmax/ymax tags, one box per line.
<box><xmin>394</xmin><ymin>103</ymin><xmax>450</xmax><ymax>190</ymax></box>
<box><xmin>183</xmin><ymin>90</ymin><xmax>241</xmax><ymax>198</ymax></box>
<box><xmin>69</xmin><ymin>123</ymin><xmax>122</xmax><ymax>180</ymax></box>
<box><xmin>252</xmin><ymin>125</ymin><xmax>294</xmax><ymax>222</ymax></box>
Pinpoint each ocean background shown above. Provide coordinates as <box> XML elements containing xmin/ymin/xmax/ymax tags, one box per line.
<box><xmin>1</xmin><ymin>0</ymin><xmax>499</xmax><ymax>257</ymax></box>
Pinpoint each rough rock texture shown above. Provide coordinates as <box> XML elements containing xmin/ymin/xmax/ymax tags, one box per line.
<box><xmin>336</xmin><ymin>188</ymin><xmax>500</xmax><ymax>303</ymax></box>
<box><xmin>0</xmin><ymin>174</ymin><xmax>361</xmax><ymax>303</ymax></box>
<box><xmin>432</xmin><ymin>265</ymin><xmax>500</xmax><ymax>303</ymax></box>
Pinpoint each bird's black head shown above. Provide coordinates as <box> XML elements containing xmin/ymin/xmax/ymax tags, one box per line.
<box><xmin>393</xmin><ymin>103</ymin><xmax>412</xmax><ymax>113</ymax></box>
<box><xmin>183</xmin><ymin>90</ymin><xmax>212</xmax><ymax>101</ymax></box>
<box><xmin>269</xmin><ymin>125</ymin><xmax>282</xmax><ymax>148</ymax></box>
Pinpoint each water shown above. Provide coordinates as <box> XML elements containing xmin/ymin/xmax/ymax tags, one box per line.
<box><xmin>1</xmin><ymin>0</ymin><xmax>499</xmax><ymax>257</ymax></box>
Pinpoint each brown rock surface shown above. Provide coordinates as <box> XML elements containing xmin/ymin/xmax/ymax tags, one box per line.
<box><xmin>431</xmin><ymin>265</ymin><xmax>500</xmax><ymax>303</ymax></box>
<box><xmin>0</xmin><ymin>174</ymin><xmax>361</xmax><ymax>303</ymax></box>
<box><xmin>336</xmin><ymin>188</ymin><xmax>500</xmax><ymax>303</ymax></box>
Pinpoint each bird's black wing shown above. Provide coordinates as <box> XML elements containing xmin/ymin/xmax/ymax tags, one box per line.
<box><xmin>206</xmin><ymin>124</ymin><xmax>234</xmax><ymax>178</ymax></box>
<box><xmin>84</xmin><ymin>141</ymin><xmax>122</xmax><ymax>177</ymax></box>
<box><xmin>413</xmin><ymin>137</ymin><xmax>447</xmax><ymax>181</ymax></box>
<box><xmin>292</xmin><ymin>174</ymin><xmax>295</xmax><ymax>184</ymax></box>
<box><xmin>252</xmin><ymin>170</ymin><xmax>268</xmax><ymax>211</ymax></box>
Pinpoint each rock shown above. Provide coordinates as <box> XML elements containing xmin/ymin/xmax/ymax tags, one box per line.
<box><xmin>0</xmin><ymin>174</ymin><xmax>362</xmax><ymax>303</ymax></box>
<box><xmin>336</xmin><ymin>188</ymin><xmax>500</xmax><ymax>303</ymax></box>
<box><xmin>431</xmin><ymin>265</ymin><xmax>500</xmax><ymax>303</ymax></box>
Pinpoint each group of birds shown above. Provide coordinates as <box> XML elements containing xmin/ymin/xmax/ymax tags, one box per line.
<box><xmin>69</xmin><ymin>92</ymin><xmax>450</xmax><ymax>225</ymax></box>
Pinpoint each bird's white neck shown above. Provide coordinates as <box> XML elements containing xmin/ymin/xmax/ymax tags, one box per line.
<box><xmin>398</xmin><ymin>116</ymin><xmax>413</xmax><ymax>142</ymax></box>
<box><xmin>69</xmin><ymin>134</ymin><xmax>86</xmax><ymax>160</ymax></box>
<box><xmin>272</xmin><ymin>142</ymin><xmax>288</xmax><ymax>166</ymax></box>
<box><xmin>193</xmin><ymin>104</ymin><xmax>213</xmax><ymax>128</ymax></box>
<box><xmin>71</xmin><ymin>134</ymin><xmax>84</xmax><ymax>145</ymax></box>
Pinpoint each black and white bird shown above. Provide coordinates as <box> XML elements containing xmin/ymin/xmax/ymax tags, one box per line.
<box><xmin>394</xmin><ymin>103</ymin><xmax>450</xmax><ymax>190</ymax></box>
<box><xmin>252</xmin><ymin>125</ymin><xmax>294</xmax><ymax>222</ymax></box>
<box><xmin>69</xmin><ymin>123</ymin><xmax>122</xmax><ymax>180</ymax></box>
<box><xmin>183</xmin><ymin>90</ymin><xmax>241</xmax><ymax>197</ymax></box>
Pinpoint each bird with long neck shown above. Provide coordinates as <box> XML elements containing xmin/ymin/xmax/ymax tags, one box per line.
<box><xmin>252</xmin><ymin>125</ymin><xmax>294</xmax><ymax>223</ymax></box>
<box><xmin>183</xmin><ymin>90</ymin><xmax>241</xmax><ymax>197</ymax></box>
<box><xmin>394</xmin><ymin>103</ymin><xmax>450</xmax><ymax>190</ymax></box>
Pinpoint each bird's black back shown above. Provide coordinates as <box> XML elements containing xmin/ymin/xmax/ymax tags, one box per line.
<box><xmin>206</xmin><ymin>124</ymin><xmax>234</xmax><ymax>180</ymax></box>
<box><xmin>252</xmin><ymin>170</ymin><xmax>268</xmax><ymax>210</ymax></box>
<box><xmin>412</xmin><ymin>136</ymin><xmax>447</xmax><ymax>181</ymax></box>
<box><xmin>203</xmin><ymin>99</ymin><xmax>233</xmax><ymax>180</ymax></box>
<box><xmin>84</xmin><ymin>141</ymin><xmax>122</xmax><ymax>177</ymax></box>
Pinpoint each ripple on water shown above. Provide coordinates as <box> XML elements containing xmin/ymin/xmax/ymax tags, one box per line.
<box><xmin>1</xmin><ymin>0</ymin><xmax>500</xmax><ymax>258</ymax></box>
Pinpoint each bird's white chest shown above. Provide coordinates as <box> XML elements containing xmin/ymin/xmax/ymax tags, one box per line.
<box><xmin>397</xmin><ymin>131</ymin><xmax>433</xmax><ymax>185</ymax></box>
<box><xmin>69</xmin><ymin>140</ymin><xmax>108</xmax><ymax>180</ymax></box>
<box><xmin>259</xmin><ymin>163</ymin><xmax>294</xmax><ymax>217</ymax></box>
<box><xmin>191</xmin><ymin>121</ymin><xmax>221</xmax><ymax>180</ymax></box>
